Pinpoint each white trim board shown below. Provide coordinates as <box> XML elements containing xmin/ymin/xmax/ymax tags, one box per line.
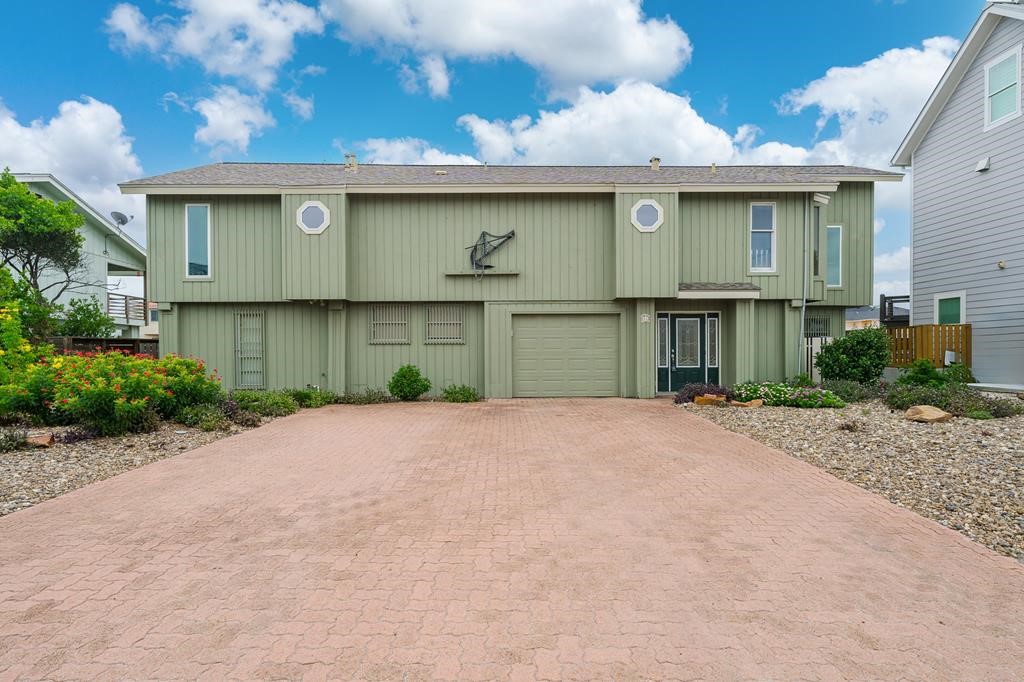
<box><xmin>933</xmin><ymin>290</ymin><xmax>967</xmax><ymax>323</ymax></box>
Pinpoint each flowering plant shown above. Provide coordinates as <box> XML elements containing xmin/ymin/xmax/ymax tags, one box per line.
<box><xmin>732</xmin><ymin>381</ymin><xmax>845</xmax><ymax>409</ymax></box>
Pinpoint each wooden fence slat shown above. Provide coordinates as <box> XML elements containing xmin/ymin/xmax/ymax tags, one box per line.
<box><xmin>883</xmin><ymin>324</ymin><xmax>971</xmax><ymax>368</ymax></box>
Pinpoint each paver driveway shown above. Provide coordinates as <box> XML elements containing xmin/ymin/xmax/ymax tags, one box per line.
<box><xmin>1</xmin><ymin>399</ymin><xmax>1023</xmax><ymax>681</ymax></box>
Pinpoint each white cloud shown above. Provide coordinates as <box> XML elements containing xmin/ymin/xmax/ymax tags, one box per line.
<box><xmin>319</xmin><ymin>0</ymin><xmax>691</xmax><ymax>97</ymax></box>
<box><xmin>874</xmin><ymin>217</ymin><xmax>886</xmax><ymax>235</ymax></box>
<box><xmin>874</xmin><ymin>246</ymin><xmax>911</xmax><ymax>274</ymax></box>
<box><xmin>874</xmin><ymin>279</ymin><xmax>910</xmax><ymax>302</ymax></box>
<box><xmin>359</xmin><ymin>137</ymin><xmax>479</xmax><ymax>165</ymax></box>
<box><xmin>194</xmin><ymin>86</ymin><xmax>276</xmax><ymax>155</ymax></box>
<box><xmin>0</xmin><ymin>97</ymin><xmax>146</xmax><ymax>243</ymax></box>
<box><xmin>419</xmin><ymin>54</ymin><xmax>450</xmax><ymax>98</ymax></box>
<box><xmin>283</xmin><ymin>91</ymin><xmax>315</xmax><ymax>120</ymax></box>
<box><xmin>106</xmin><ymin>0</ymin><xmax>324</xmax><ymax>91</ymax></box>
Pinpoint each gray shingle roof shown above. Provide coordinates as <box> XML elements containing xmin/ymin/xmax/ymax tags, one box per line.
<box><xmin>678</xmin><ymin>282</ymin><xmax>762</xmax><ymax>292</ymax></box>
<box><xmin>122</xmin><ymin>162</ymin><xmax>900</xmax><ymax>188</ymax></box>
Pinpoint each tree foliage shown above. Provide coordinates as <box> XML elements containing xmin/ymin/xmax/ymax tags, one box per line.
<box><xmin>0</xmin><ymin>169</ymin><xmax>91</xmax><ymax>304</ymax></box>
<box><xmin>58</xmin><ymin>297</ymin><xmax>117</xmax><ymax>338</ymax></box>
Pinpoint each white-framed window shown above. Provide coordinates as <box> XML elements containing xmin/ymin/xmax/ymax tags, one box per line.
<box><xmin>749</xmin><ymin>202</ymin><xmax>776</xmax><ymax>272</ymax></box>
<box><xmin>370</xmin><ymin>304</ymin><xmax>410</xmax><ymax>344</ymax></box>
<box><xmin>707</xmin><ymin>315</ymin><xmax>719</xmax><ymax>368</ymax></box>
<box><xmin>425</xmin><ymin>304</ymin><xmax>464</xmax><ymax>344</ymax></box>
<box><xmin>656</xmin><ymin>316</ymin><xmax>669</xmax><ymax>368</ymax></box>
<box><xmin>296</xmin><ymin>200</ymin><xmax>331</xmax><ymax>234</ymax></box>
<box><xmin>985</xmin><ymin>44</ymin><xmax>1021</xmax><ymax>130</ymax></box>
<box><xmin>933</xmin><ymin>290</ymin><xmax>967</xmax><ymax>325</ymax></box>
<box><xmin>826</xmin><ymin>225</ymin><xmax>842</xmax><ymax>288</ymax></box>
<box><xmin>185</xmin><ymin>203</ymin><xmax>211</xmax><ymax>278</ymax></box>
<box><xmin>630</xmin><ymin>199</ymin><xmax>664</xmax><ymax>232</ymax></box>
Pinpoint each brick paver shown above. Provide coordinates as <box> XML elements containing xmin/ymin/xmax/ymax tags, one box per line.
<box><xmin>1</xmin><ymin>398</ymin><xmax>1023</xmax><ymax>680</ymax></box>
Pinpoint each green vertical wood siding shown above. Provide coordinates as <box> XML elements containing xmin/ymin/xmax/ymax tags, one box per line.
<box><xmin>147</xmin><ymin>195</ymin><xmax>283</xmax><ymax>303</ymax></box>
<box><xmin>679</xmin><ymin>193</ymin><xmax>807</xmax><ymax>299</ymax></box>
<box><xmin>615</xmin><ymin>192</ymin><xmax>680</xmax><ymax>298</ymax></box>
<box><xmin>345</xmin><ymin>302</ymin><xmax>484</xmax><ymax>394</ymax></box>
<box><xmin>167</xmin><ymin>303</ymin><xmax>329</xmax><ymax>390</ymax></box>
<box><xmin>821</xmin><ymin>182</ymin><xmax>874</xmax><ymax>306</ymax></box>
<box><xmin>347</xmin><ymin>194</ymin><xmax>614</xmax><ymax>301</ymax></box>
<box><xmin>281</xmin><ymin>193</ymin><xmax>346</xmax><ymax>300</ymax></box>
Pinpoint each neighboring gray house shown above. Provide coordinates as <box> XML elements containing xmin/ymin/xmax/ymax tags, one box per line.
<box><xmin>893</xmin><ymin>0</ymin><xmax>1024</xmax><ymax>385</ymax></box>
<box><xmin>11</xmin><ymin>174</ymin><xmax>149</xmax><ymax>338</ymax></box>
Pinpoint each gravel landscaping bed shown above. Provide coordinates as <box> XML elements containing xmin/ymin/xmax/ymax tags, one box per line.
<box><xmin>0</xmin><ymin>423</ymin><xmax>245</xmax><ymax>517</ymax></box>
<box><xmin>683</xmin><ymin>400</ymin><xmax>1024</xmax><ymax>562</ymax></box>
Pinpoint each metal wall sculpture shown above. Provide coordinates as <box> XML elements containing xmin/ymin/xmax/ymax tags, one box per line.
<box><xmin>466</xmin><ymin>230</ymin><xmax>515</xmax><ymax>276</ymax></box>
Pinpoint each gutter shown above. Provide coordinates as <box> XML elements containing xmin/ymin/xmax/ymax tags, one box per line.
<box><xmin>798</xmin><ymin>193</ymin><xmax>810</xmax><ymax>375</ymax></box>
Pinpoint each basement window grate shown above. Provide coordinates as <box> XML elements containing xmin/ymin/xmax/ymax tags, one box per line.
<box><xmin>234</xmin><ymin>310</ymin><xmax>266</xmax><ymax>389</ymax></box>
<box><xmin>805</xmin><ymin>314</ymin><xmax>832</xmax><ymax>338</ymax></box>
<box><xmin>425</xmin><ymin>304</ymin><xmax>465</xmax><ymax>344</ymax></box>
<box><xmin>370</xmin><ymin>304</ymin><xmax>410</xmax><ymax>344</ymax></box>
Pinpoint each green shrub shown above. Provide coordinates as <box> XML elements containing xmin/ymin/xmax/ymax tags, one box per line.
<box><xmin>884</xmin><ymin>382</ymin><xmax>1022</xmax><ymax>418</ymax></box>
<box><xmin>943</xmin><ymin>363</ymin><xmax>976</xmax><ymax>384</ymax></box>
<box><xmin>0</xmin><ymin>425</ymin><xmax>27</xmax><ymax>452</ymax></box>
<box><xmin>965</xmin><ymin>409</ymin><xmax>994</xmax><ymax>420</ymax></box>
<box><xmin>786</xmin><ymin>387</ymin><xmax>846</xmax><ymax>408</ymax></box>
<box><xmin>787</xmin><ymin>373</ymin><xmax>815</xmax><ymax>388</ymax></box>
<box><xmin>814</xmin><ymin>327</ymin><xmax>891</xmax><ymax>383</ymax></box>
<box><xmin>821</xmin><ymin>379</ymin><xmax>887</xmax><ymax>403</ymax></box>
<box><xmin>896</xmin><ymin>358</ymin><xmax>948</xmax><ymax>388</ymax></box>
<box><xmin>337</xmin><ymin>387</ymin><xmax>389</xmax><ymax>405</ymax></box>
<box><xmin>733</xmin><ymin>381</ymin><xmax>844</xmax><ymax>408</ymax></box>
<box><xmin>58</xmin><ymin>296</ymin><xmax>116</xmax><ymax>338</ymax></box>
<box><xmin>176</xmin><ymin>404</ymin><xmax>230</xmax><ymax>431</ymax></box>
<box><xmin>441</xmin><ymin>384</ymin><xmax>480</xmax><ymax>403</ymax></box>
<box><xmin>987</xmin><ymin>397</ymin><xmax>1024</xmax><ymax>418</ymax></box>
<box><xmin>387</xmin><ymin>365</ymin><xmax>431</xmax><ymax>401</ymax></box>
<box><xmin>286</xmin><ymin>388</ymin><xmax>338</xmax><ymax>408</ymax></box>
<box><xmin>674</xmin><ymin>383</ymin><xmax>735</xmax><ymax>404</ymax></box>
<box><xmin>231</xmin><ymin>390</ymin><xmax>299</xmax><ymax>417</ymax></box>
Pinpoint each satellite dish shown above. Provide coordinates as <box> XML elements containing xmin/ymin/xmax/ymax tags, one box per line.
<box><xmin>110</xmin><ymin>211</ymin><xmax>132</xmax><ymax>227</ymax></box>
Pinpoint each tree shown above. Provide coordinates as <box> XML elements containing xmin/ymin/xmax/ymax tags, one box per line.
<box><xmin>58</xmin><ymin>296</ymin><xmax>117</xmax><ymax>338</ymax></box>
<box><xmin>0</xmin><ymin>268</ymin><xmax>59</xmax><ymax>343</ymax></box>
<box><xmin>0</xmin><ymin>168</ymin><xmax>94</xmax><ymax>304</ymax></box>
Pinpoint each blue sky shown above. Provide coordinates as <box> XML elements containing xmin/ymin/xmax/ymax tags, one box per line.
<box><xmin>0</xmin><ymin>1</ymin><xmax>987</xmax><ymax>298</ymax></box>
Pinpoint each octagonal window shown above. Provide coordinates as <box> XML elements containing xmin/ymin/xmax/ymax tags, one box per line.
<box><xmin>296</xmin><ymin>200</ymin><xmax>330</xmax><ymax>234</ymax></box>
<box><xmin>631</xmin><ymin>199</ymin><xmax>664</xmax><ymax>232</ymax></box>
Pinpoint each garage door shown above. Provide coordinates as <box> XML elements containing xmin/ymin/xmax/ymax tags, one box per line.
<box><xmin>512</xmin><ymin>314</ymin><xmax>619</xmax><ymax>397</ymax></box>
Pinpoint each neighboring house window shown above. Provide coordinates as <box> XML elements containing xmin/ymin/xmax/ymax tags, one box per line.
<box><xmin>186</xmin><ymin>204</ymin><xmax>211</xmax><ymax>278</ymax></box>
<box><xmin>425</xmin><ymin>304</ymin><xmax>464</xmax><ymax>344</ymax></box>
<box><xmin>149</xmin><ymin>309</ymin><xmax>160</xmax><ymax>322</ymax></box>
<box><xmin>656</xmin><ymin>317</ymin><xmax>669</xmax><ymax>368</ymax></box>
<box><xmin>826</xmin><ymin>225</ymin><xmax>842</xmax><ymax>287</ymax></box>
<box><xmin>370</xmin><ymin>304</ymin><xmax>410</xmax><ymax>344</ymax></box>
<box><xmin>296</xmin><ymin>200</ymin><xmax>331</xmax><ymax>234</ymax></box>
<box><xmin>934</xmin><ymin>291</ymin><xmax>966</xmax><ymax>324</ymax></box>
<box><xmin>630</xmin><ymin>199</ymin><xmax>664</xmax><ymax>232</ymax></box>
<box><xmin>749</xmin><ymin>202</ymin><xmax>776</xmax><ymax>272</ymax></box>
<box><xmin>234</xmin><ymin>310</ymin><xmax>265</xmax><ymax>389</ymax></box>
<box><xmin>985</xmin><ymin>45</ymin><xmax>1021</xmax><ymax>129</ymax></box>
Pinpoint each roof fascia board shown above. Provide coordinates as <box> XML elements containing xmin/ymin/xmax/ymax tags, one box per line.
<box><xmin>891</xmin><ymin>8</ymin><xmax>1010</xmax><ymax>166</ymax></box>
<box><xmin>121</xmin><ymin>182</ymin><xmax>842</xmax><ymax>195</ymax></box>
<box><xmin>16</xmin><ymin>173</ymin><xmax>147</xmax><ymax>258</ymax></box>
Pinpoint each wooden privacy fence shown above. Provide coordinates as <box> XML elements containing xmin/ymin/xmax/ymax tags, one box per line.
<box><xmin>49</xmin><ymin>336</ymin><xmax>159</xmax><ymax>357</ymax></box>
<box><xmin>885</xmin><ymin>324</ymin><xmax>972</xmax><ymax>368</ymax></box>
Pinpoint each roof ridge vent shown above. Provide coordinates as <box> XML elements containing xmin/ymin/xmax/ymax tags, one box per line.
<box><xmin>435</xmin><ymin>169</ymin><xmax>448</xmax><ymax>176</ymax></box>
<box><xmin>649</xmin><ymin>156</ymin><xmax>661</xmax><ymax>170</ymax></box>
<box><xmin>344</xmin><ymin>153</ymin><xmax>358</xmax><ymax>171</ymax></box>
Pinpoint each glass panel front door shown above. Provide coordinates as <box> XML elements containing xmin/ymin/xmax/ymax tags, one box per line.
<box><xmin>657</xmin><ymin>313</ymin><xmax>721</xmax><ymax>392</ymax></box>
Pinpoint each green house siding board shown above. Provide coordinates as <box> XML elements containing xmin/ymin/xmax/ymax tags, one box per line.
<box><xmin>147</xmin><ymin>195</ymin><xmax>283</xmax><ymax>303</ymax></box>
<box><xmin>679</xmin><ymin>193</ymin><xmax>806</xmax><ymax>300</ymax></box>
<box><xmin>821</xmin><ymin>182</ymin><xmax>874</xmax><ymax>306</ymax></box>
<box><xmin>281</xmin><ymin>193</ymin><xmax>346</xmax><ymax>300</ymax></box>
<box><xmin>484</xmin><ymin>301</ymin><xmax>637</xmax><ymax>398</ymax></box>
<box><xmin>615</xmin><ymin>192</ymin><xmax>679</xmax><ymax>298</ymax></box>
<box><xmin>345</xmin><ymin>302</ymin><xmax>484</xmax><ymax>395</ymax></box>
<box><xmin>347</xmin><ymin>193</ymin><xmax>615</xmax><ymax>301</ymax></box>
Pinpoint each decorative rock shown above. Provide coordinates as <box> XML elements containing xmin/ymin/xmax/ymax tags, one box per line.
<box><xmin>25</xmin><ymin>434</ymin><xmax>54</xmax><ymax>448</ymax></box>
<box><xmin>694</xmin><ymin>394</ymin><xmax>727</xmax><ymax>406</ymax></box>
<box><xmin>729</xmin><ymin>399</ymin><xmax>764</xmax><ymax>408</ymax></box>
<box><xmin>905</xmin><ymin>405</ymin><xmax>954</xmax><ymax>424</ymax></box>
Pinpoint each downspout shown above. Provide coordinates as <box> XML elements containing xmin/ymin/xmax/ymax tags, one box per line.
<box><xmin>797</xmin><ymin>193</ymin><xmax>809</xmax><ymax>374</ymax></box>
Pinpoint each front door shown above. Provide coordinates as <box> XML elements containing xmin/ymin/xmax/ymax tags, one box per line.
<box><xmin>656</xmin><ymin>313</ymin><xmax>720</xmax><ymax>392</ymax></box>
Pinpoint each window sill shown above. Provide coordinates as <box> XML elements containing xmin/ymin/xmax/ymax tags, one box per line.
<box><xmin>184</xmin><ymin>277</ymin><xmax>214</xmax><ymax>282</ymax></box>
<box><xmin>445</xmin><ymin>271</ymin><xmax>519</xmax><ymax>277</ymax></box>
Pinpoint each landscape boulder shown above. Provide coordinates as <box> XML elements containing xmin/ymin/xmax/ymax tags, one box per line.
<box><xmin>694</xmin><ymin>394</ymin><xmax>727</xmax><ymax>406</ymax></box>
<box><xmin>26</xmin><ymin>434</ymin><xmax>55</xmax><ymax>448</ymax></box>
<box><xmin>904</xmin><ymin>405</ymin><xmax>953</xmax><ymax>424</ymax></box>
<box><xmin>729</xmin><ymin>399</ymin><xmax>764</xmax><ymax>408</ymax></box>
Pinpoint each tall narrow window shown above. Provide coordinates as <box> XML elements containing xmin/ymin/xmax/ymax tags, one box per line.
<box><xmin>186</xmin><ymin>204</ymin><xmax>210</xmax><ymax>278</ymax></box>
<box><xmin>812</xmin><ymin>205</ymin><xmax>821</xmax><ymax>277</ymax></box>
<box><xmin>707</xmin><ymin>315</ymin><xmax>719</xmax><ymax>368</ymax></box>
<box><xmin>675</xmin><ymin>318</ymin><xmax>700</xmax><ymax>368</ymax></box>
<box><xmin>826</xmin><ymin>225</ymin><xmax>842</xmax><ymax>287</ymax></box>
<box><xmin>985</xmin><ymin>46</ymin><xmax>1021</xmax><ymax>128</ymax></box>
<box><xmin>425</xmin><ymin>304</ymin><xmax>464</xmax><ymax>344</ymax></box>
<box><xmin>749</xmin><ymin>202</ymin><xmax>776</xmax><ymax>272</ymax></box>
<box><xmin>370</xmin><ymin>304</ymin><xmax>410</xmax><ymax>344</ymax></box>
<box><xmin>657</xmin><ymin>317</ymin><xmax>669</xmax><ymax>368</ymax></box>
<box><xmin>234</xmin><ymin>311</ymin><xmax>265</xmax><ymax>389</ymax></box>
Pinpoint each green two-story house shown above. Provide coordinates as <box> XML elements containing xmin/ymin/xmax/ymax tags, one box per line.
<box><xmin>120</xmin><ymin>161</ymin><xmax>900</xmax><ymax>398</ymax></box>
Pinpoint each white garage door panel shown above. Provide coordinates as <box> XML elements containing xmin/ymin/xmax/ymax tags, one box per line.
<box><xmin>512</xmin><ymin>314</ymin><xmax>619</xmax><ymax>397</ymax></box>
